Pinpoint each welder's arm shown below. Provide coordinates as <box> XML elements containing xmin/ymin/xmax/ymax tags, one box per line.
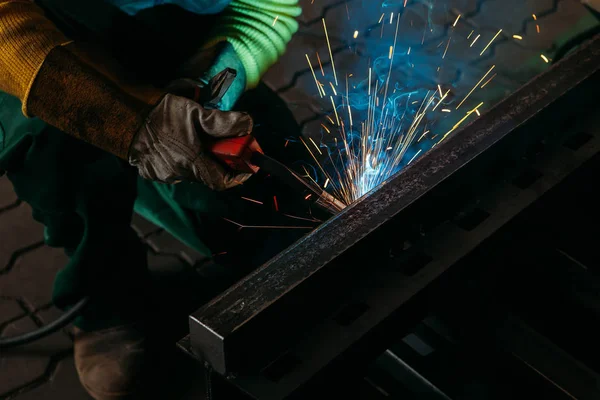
<box><xmin>0</xmin><ymin>0</ymin><xmax>71</xmax><ymax>111</ymax></box>
<box><xmin>0</xmin><ymin>0</ymin><xmax>162</xmax><ymax>155</ymax></box>
<box><xmin>192</xmin><ymin>0</ymin><xmax>302</xmax><ymax>90</ymax></box>
<box><xmin>31</xmin><ymin>46</ymin><xmax>254</xmax><ymax>189</ymax></box>
<box><xmin>0</xmin><ymin>0</ymin><xmax>253</xmax><ymax>189</ymax></box>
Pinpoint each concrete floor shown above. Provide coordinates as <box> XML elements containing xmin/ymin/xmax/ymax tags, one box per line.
<box><xmin>0</xmin><ymin>0</ymin><xmax>596</xmax><ymax>398</ymax></box>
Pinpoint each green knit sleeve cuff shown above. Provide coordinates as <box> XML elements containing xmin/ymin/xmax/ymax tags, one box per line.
<box><xmin>206</xmin><ymin>0</ymin><xmax>301</xmax><ymax>89</ymax></box>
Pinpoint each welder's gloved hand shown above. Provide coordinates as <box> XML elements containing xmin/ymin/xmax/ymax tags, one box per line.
<box><xmin>176</xmin><ymin>42</ymin><xmax>246</xmax><ymax>111</ymax></box>
<box><xmin>127</xmin><ymin>93</ymin><xmax>253</xmax><ymax>190</ymax></box>
<box><xmin>16</xmin><ymin>36</ymin><xmax>250</xmax><ymax>191</ymax></box>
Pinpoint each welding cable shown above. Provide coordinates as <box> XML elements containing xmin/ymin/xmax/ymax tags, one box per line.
<box><xmin>584</xmin><ymin>1</ymin><xmax>600</xmax><ymax>20</ymax></box>
<box><xmin>0</xmin><ymin>296</ymin><xmax>90</xmax><ymax>349</ymax></box>
<box><xmin>552</xmin><ymin>5</ymin><xmax>600</xmax><ymax>63</ymax></box>
<box><xmin>552</xmin><ymin>24</ymin><xmax>600</xmax><ymax>63</ymax></box>
<box><xmin>203</xmin><ymin>0</ymin><xmax>302</xmax><ymax>89</ymax></box>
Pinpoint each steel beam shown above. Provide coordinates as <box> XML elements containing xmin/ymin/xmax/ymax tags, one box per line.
<box><xmin>188</xmin><ymin>34</ymin><xmax>600</xmax><ymax>380</ymax></box>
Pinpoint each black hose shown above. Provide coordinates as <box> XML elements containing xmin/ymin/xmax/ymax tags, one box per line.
<box><xmin>0</xmin><ymin>297</ymin><xmax>90</xmax><ymax>349</ymax></box>
<box><xmin>552</xmin><ymin>6</ymin><xmax>600</xmax><ymax>64</ymax></box>
<box><xmin>552</xmin><ymin>25</ymin><xmax>600</xmax><ymax>64</ymax></box>
<box><xmin>585</xmin><ymin>3</ymin><xmax>600</xmax><ymax>21</ymax></box>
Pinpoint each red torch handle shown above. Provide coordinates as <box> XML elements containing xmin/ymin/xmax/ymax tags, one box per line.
<box><xmin>209</xmin><ymin>135</ymin><xmax>264</xmax><ymax>174</ymax></box>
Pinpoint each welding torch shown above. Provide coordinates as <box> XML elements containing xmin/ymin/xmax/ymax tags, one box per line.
<box><xmin>183</xmin><ymin>67</ymin><xmax>345</xmax><ymax>215</ymax></box>
<box><xmin>210</xmin><ymin>135</ymin><xmax>346</xmax><ymax>215</ymax></box>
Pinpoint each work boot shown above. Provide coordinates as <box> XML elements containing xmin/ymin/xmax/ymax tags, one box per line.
<box><xmin>74</xmin><ymin>324</ymin><xmax>147</xmax><ymax>400</ymax></box>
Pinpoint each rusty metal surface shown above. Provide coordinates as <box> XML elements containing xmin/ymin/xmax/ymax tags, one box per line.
<box><xmin>189</xmin><ymin>33</ymin><xmax>600</xmax><ymax>377</ymax></box>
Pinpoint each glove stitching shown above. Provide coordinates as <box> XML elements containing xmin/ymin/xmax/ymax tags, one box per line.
<box><xmin>142</xmin><ymin>123</ymin><xmax>180</xmax><ymax>182</ymax></box>
<box><xmin>147</xmin><ymin>117</ymin><xmax>197</xmax><ymax>157</ymax></box>
<box><xmin>163</xmin><ymin>135</ymin><xmax>201</xmax><ymax>165</ymax></box>
<box><xmin>191</xmin><ymin>154</ymin><xmax>213</xmax><ymax>189</ymax></box>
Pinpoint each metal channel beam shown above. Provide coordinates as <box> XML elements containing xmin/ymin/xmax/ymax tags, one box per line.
<box><xmin>188</xmin><ymin>34</ymin><xmax>600</xmax><ymax>378</ymax></box>
<box><xmin>219</xmin><ymin>116</ymin><xmax>600</xmax><ymax>399</ymax></box>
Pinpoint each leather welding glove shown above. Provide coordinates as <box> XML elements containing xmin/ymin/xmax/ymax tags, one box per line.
<box><xmin>127</xmin><ymin>92</ymin><xmax>253</xmax><ymax>188</ymax></box>
<box><xmin>0</xmin><ymin>2</ymin><xmax>253</xmax><ymax>190</ymax></box>
<box><xmin>22</xmin><ymin>42</ymin><xmax>252</xmax><ymax>190</ymax></box>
